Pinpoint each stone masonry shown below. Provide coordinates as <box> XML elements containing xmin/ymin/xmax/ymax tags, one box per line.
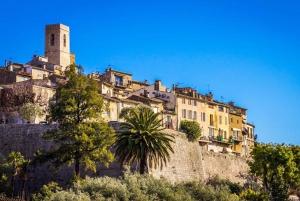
<box><xmin>0</xmin><ymin>124</ymin><xmax>250</xmax><ymax>195</ymax></box>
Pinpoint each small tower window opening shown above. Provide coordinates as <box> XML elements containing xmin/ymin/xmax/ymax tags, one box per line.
<box><xmin>63</xmin><ymin>34</ymin><xmax>66</xmax><ymax>47</ymax></box>
<box><xmin>50</xmin><ymin>34</ymin><xmax>55</xmax><ymax>46</ymax></box>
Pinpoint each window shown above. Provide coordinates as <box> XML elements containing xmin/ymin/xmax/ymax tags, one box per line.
<box><xmin>230</xmin><ymin>117</ymin><xmax>233</xmax><ymax>123</ymax></box>
<box><xmin>219</xmin><ymin>129</ymin><xmax>223</xmax><ymax>137</ymax></box>
<box><xmin>37</xmin><ymin>70</ymin><xmax>43</xmax><ymax>77</ymax></box>
<box><xmin>153</xmin><ymin>107</ymin><xmax>158</xmax><ymax>113</ymax></box>
<box><xmin>104</xmin><ymin>110</ymin><xmax>110</xmax><ymax>117</ymax></box>
<box><xmin>201</xmin><ymin>112</ymin><xmax>206</xmax><ymax>121</ymax></box>
<box><xmin>208</xmin><ymin>104</ymin><xmax>214</xmax><ymax>109</ymax></box>
<box><xmin>210</xmin><ymin>114</ymin><xmax>213</xmax><ymax>126</ymax></box>
<box><xmin>225</xmin><ymin>117</ymin><xmax>227</xmax><ymax>125</ymax></box>
<box><xmin>63</xmin><ymin>34</ymin><xmax>66</xmax><ymax>47</ymax></box>
<box><xmin>50</xmin><ymin>34</ymin><xmax>55</xmax><ymax>46</ymax></box>
<box><xmin>224</xmin><ymin>131</ymin><xmax>227</xmax><ymax>139</ymax></box>
<box><xmin>218</xmin><ymin>106</ymin><xmax>224</xmax><ymax>112</ymax></box>
<box><xmin>209</xmin><ymin>128</ymin><xmax>214</xmax><ymax>136</ymax></box>
<box><xmin>236</xmin><ymin>119</ymin><xmax>239</xmax><ymax>124</ymax></box>
<box><xmin>194</xmin><ymin>101</ymin><xmax>198</xmax><ymax>106</ymax></box>
<box><xmin>233</xmin><ymin>130</ymin><xmax>239</xmax><ymax>137</ymax></box>
<box><xmin>188</xmin><ymin>99</ymin><xmax>191</xmax><ymax>105</ymax></box>
<box><xmin>182</xmin><ymin>109</ymin><xmax>186</xmax><ymax>118</ymax></box>
<box><xmin>202</xmin><ymin>103</ymin><xmax>205</xmax><ymax>108</ymax></box>
<box><xmin>188</xmin><ymin>110</ymin><xmax>192</xmax><ymax>119</ymax></box>
<box><xmin>191</xmin><ymin>100</ymin><xmax>194</xmax><ymax>105</ymax></box>
<box><xmin>219</xmin><ymin>116</ymin><xmax>222</xmax><ymax>124</ymax></box>
<box><xmin>182</xmin><ymin>98</ymin><xmax>186</xmax><ymax>104</ymax></box>
<box><xmin>115</xmin><ymin>75</ymin><xmax>123</xmax><ymax>85</ymax></box>
<box><xmin>193</xmin><ymin>111</ymin><xmax>197</xmax><ymax>120</ymax></box>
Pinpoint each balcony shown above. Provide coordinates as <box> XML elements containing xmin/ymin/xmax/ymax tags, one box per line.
<box><xmin>163</xmin><ymin>107</ymin><xmax>175</xmax><ymax>112</ymax></box>
<box><xmin>231</xmin><ymin>136</ymin><xmax>243</xmax><ymax>142</ymax></box>
<box><xmin>208</xmin><ymin>136</ymin><xmax>232</xmax><ymax>145</ymax></box>
<box><xmin>200</xmin><ymin>136</ymin><xmax>210</xmax><ymax>141</ymax></box>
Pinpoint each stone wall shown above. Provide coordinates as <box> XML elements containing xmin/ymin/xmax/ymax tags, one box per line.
<box><xmin>0</xmin><ymin>124</ymin><xmax>250</xmax><ymax>195</ymax></box>
<box><xmin>201</xmin><ymin>147</ymin><xmax>250</xmax><ymax>184</ymax></box>
<box><xmin>150</xmin><ymin>130</ymin><xmax>205</xmax><ymax>183</ymax></box>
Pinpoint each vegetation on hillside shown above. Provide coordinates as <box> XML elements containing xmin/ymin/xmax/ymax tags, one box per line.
<box><xmin>31</xmin><ymin>169</ymin><xmax>241</xmax><ymax>201</ymax></box>
<box><xmin>249</xmin><ymin>143</ymin><xmax>300</xmax><ymax>200</ymax></box>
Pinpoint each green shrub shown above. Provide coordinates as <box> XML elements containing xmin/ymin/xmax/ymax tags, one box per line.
<box><xmin>32</xmin><ymin>170</ymin><xmax>241</xmax><ymax>201</ymax></box>
<box><xmin>180</xmin><ymin>120</ymin><xmax>202</xmax><ymax>142</ymax></box>
<box><xmin>239</xmin><ymin>189</ymin><xmax>269</xmax><ymax>201</ymax></box>
<box><xmin>32</xmin><ymin>182</ymin><xmax>62</xmax><ymax>201</ymax></box>
<box><xmin>207</xmin><ymin>175</ymin><xmax>243</xmax><ymax>195</ymax></box>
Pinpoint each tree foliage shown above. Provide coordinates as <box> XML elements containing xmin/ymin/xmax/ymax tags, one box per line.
<box><xmin>32</xmin><ymin>181</ymin><xmax>62</xmax><ymax>201</ymax></box>
<box><xmin>0</xmin><ymin>151</ymin><xmax>29</xmax><ymax>198</ymax></box>
<box><xmin>19</xmin><ymin>102</ymin><xmax>43</xmax><ymax>123</ymax></box>
<box><xmin>34</xmin><ymin>65</ymin><xmax>115</xmax><ymax>178</ymax></box>
<box><xmin>115</xmin><ymin>106</ymin><xmax>174</xmax><ymax>174</ymax></box>
<box><xmin>180</xmin><ymin>120</ymin><xmax>202</xmax><ymax>142</ymax></box>
<box><xmin>248</xmin><ymin>143</ymin><xmax>300</xmax><ymax>200</ymax></box>
<box><xmin>118</xmin><ymin>104</ymin><xmax>154</xmax><ymax>119</ymax></box>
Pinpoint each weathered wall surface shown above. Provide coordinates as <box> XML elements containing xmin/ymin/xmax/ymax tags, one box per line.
<box><xmin>0</xmin><ymin>124</ymin><xmax>250</xmax><ymax>195</ymax></box>
<box><xmin>201</xmin><ymin>147</ymin><xmax>250</xmax><ymax>184</ymax></box>
<box><xmin>150</xmin><ymin>130</ymin><xmax>205</xmax><ymax>183</ymax></box>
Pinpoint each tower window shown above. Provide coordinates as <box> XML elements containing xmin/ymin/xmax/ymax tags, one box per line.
<box><xmin>63</xmin><ymin>34</ymin><xmax>66</xmax><ymax>47</ymax></box>
<box><xmin>50</xmin><ymin>34</ymin><xmax>55</xmax><ymax>46</ymax></box>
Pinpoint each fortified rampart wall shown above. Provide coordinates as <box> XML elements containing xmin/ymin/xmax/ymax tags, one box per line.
<box><xmin>0</xmin><ymin>124</ymin><xmax>250</xmax><ymax>195</ymax></box>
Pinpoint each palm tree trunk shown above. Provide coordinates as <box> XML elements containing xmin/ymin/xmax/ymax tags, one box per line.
<box><xmin>75</xmin><ymin>159</ymin><xmax>80</xmax><ymax>178</ymax></box>
<box><xmin>140</xmin><ymin>157</ymin><xmax>146</xmax><ymax>174</ymax></box>
<box><xmin>11</xmin><ymin>175</ymin><xmax>15</xmax><ymax>198</ymax></box>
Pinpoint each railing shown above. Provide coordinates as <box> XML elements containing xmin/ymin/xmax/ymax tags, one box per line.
<box><xmin>163</xmin><ymin>107</ymin><xmax>175</xmax><ymax>112</ymax></box>
<box><xmin>199</xmin><ymin>136</ymin><xmax>210</xmax><ymax>141</ymax></box>
<box><xmin>209</xmin><ymin>136</ymin><xmax>218</xmax><ymax>141</ymax></box>
<box><xmin>232</xmin><ymin>136</ymin><xmax>243</xmax><ymax>141</ymax></box>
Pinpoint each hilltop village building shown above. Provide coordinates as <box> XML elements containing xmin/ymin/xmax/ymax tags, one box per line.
<box><xmin>0</xmin><ymin>23</ymin><xmax>256</xmax><ymax>156</ymax></box>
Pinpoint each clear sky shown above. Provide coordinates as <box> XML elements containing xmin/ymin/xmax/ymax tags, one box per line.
<box><xmin>1</xmin><ymin>0</ymin><xmax>299</xmax><ymax>144</ymax></box>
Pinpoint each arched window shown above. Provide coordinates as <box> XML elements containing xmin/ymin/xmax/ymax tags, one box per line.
<box><xmin>63</xmin><ymin>34</ymin><xmax>66</xmax><ymax>47</ymax></box>
<box><xmin>50</xmin><ymin>34</ymin><xmax>55</xmax><ymax>46</ymax></box>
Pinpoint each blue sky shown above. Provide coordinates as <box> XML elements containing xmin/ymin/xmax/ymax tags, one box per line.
<box><xmin>1</xmin><ymin>1</ymin><xmax>300</xmax><ymax>144</ymax></box>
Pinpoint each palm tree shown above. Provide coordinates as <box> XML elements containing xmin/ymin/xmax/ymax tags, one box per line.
<box><xmin>115</xmin><ymin>109</ymin><xmax>175</xmax><ymax>174</ymax></box>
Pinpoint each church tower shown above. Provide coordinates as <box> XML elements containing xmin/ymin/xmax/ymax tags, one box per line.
<box><xmin>45</xmin><ymin>24</ymin><xmax>72</xmax><ymax>72</ymax></box>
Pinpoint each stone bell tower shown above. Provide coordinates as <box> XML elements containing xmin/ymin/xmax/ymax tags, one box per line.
<box><xmin>45</xmin><ymin>23</ymin><xmax>72</xmax><ymax>72</ymax></box>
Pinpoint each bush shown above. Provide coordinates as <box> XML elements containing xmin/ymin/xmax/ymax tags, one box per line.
<box><xmin>239</xmin><ymin>189</ymin><xmax>269</xmax><ymax>201</ymax></box>
<box><xmin>32</xmin><ymin>170</ymin><xmax>240</xmax><ymax>201</ymax></box>
<box><xmin>206</xmin><ymin>175</ymin><xmax>243</xmax><ymax>195</ymax></box>
<box><xmin>180</xmin><ymin>120</ymin><xmax>202</xmax><ymax>142</ymax></box>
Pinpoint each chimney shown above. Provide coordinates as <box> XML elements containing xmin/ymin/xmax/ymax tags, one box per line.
<box><xmin>144</xmin><ymin>90</ymin><xmax>149</xmax><ymax>98</ymax></box>
<box><xmin>8</xmin><ymin>61</ymin><xmax>13</xmax><ymax>71</ymax></box>
<box><xmin>43</xmin><ymin>64</ymin><xmax>46</xmax><ymax>70</ymax></box>
<box><xmin>144</xmin><ymin>79</ymin><xmax>148</xmax><ymax>84</ymax></box>
<box><xmin>92</xmin><ymin>71</ymin><xmax>95</xmax><ymax>77</ymax></box>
